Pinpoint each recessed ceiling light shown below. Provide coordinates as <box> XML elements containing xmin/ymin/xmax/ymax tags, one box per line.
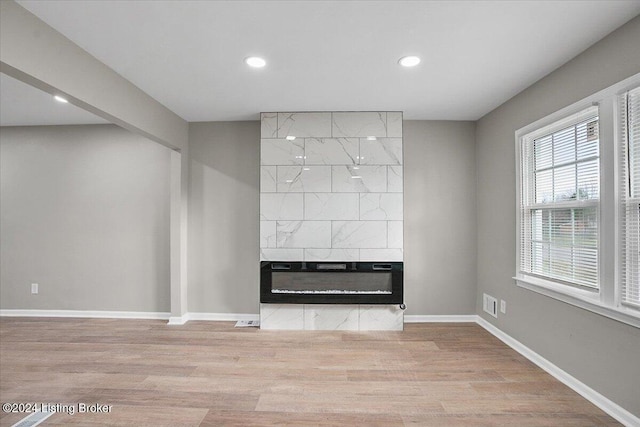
<box><xmin>366</xmin><ymin>136</ymin><xmax>377</xmax><ymax>141</ymax></box>
<box><xmin>286</xmin><ymin>136</ymin><xmax>296</xmax><ymax>141</ymax></box>
<box><xmin>54</xmin><ymin>95</ymin><xmax>68</xmax><ymax>103</ymax></box>
<box><xmin>351</xmin><ymin>175</ymin><xmax>362</xmax><ymax>179</ymax></box>
<box><xmin>245</xmin><ymin>56</ymin><xmax>266</xmax><ymax>68</ymax></box>
<box><xmin>398</xmin><ymin>56</ymin><xmax>420</xmax><ymax>67</ymax></box>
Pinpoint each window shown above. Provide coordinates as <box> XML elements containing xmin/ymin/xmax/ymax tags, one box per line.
<box><xmin>620</xmin><ymin>86</ymin><xmax>640</xmax><ymax>309</ymax></box>
<box><xmin>519</xmin><ymin>106</ymin><xmax>600</xmax><ymax>290</ymax></box>
<box><xmin>515</xmin><ymin>74</ymin><xmax>640</xmax><ymax>328</ymax></box>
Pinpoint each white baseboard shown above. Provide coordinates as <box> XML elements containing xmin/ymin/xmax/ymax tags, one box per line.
<box><xmin>167</xmin><ymin>316</ymin><xmax>188</xmax><ymax>325</ymax></box>
<box><xmin>404</xmin><ymin>314</ymin><xmax>477</xmax><ymax>323</ymax></box>
<box><xmin>0</xmin><ymin>309</ymin><xmax>256</xmax><ymax>325</ymax></box>
<box><xmin>166</xmin><ymin>312</ymin><xmax>260</xmax><ymax>325</ymax></box>
<box><xmin>476</xmin><ymin>316</ymin><xmax>639</xmax><ymax>427</ymax></box>
<box><xmin>187</xmin><ymin>312</ymin><xmax>260</xmax><ymax>322</ymax></box>
<box><xmin>0</xmin><ymin>309</ymin><xmax>170</xmax><ymax>320</ymax></box>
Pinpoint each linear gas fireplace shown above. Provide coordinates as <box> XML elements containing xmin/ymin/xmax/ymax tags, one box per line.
<box><xmin>261</xmin><ymin>261</ymin><xmax>403</xmax><ymax>305</ymax></box>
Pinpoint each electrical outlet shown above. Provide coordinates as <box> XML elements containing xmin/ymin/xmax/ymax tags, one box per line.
<box><xmin>31</xmin><ymin>283</ymin><xmax>38</xmax><ymax>294</ymax></box>
<box><xmin>483</xmin><ymin>293</ymin><xmax>498</xmax><ymax>318</ymax></box>
<box><xmin>500</xmin><ymin>300</ymin><xmax>506</xmax><ymax>314</ymax></box>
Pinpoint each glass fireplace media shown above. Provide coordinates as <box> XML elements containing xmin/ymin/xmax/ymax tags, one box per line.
<box><xmin>260</xmin><ymin>261</ymin><xmax>403</xmax><ymax>305</ymax></box>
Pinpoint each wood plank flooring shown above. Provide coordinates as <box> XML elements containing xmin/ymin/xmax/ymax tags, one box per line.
<box><xmin>0</xmin><ymin>318</ymin><xmax>620</xmax><ymax>426</ymax></box>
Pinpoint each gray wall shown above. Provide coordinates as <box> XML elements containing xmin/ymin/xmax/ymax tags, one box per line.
<box><xmin>188</xmin><ymin>121</ymin><xmax>261</xmax><ymax>314</ymax></box>
<box><xmin>475</xmin><ymin>16</ymin><xmax>640</xmax><ymax>415</ymax></box>
<box><xmin>188</xmin><ymin>120</ymin><xmax>476</xmax><ymax>315</ymax></box>
<box><xmin>0</xmin><ymin>124</ymin><xmax>171</xmax><ymax>312</ymax></box>
<box><xmin>1</xmin><ymin>119</ymin><xmax>476</xmax><ymax>316</ymax></box>
<box><xmin>404</xmin><ymin>121</ymin><xmax>477</xmax><ymax>315</ymax></box>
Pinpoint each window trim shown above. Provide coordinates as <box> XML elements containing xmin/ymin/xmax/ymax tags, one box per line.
<box><xmin>519</xmin><ymin>105</ymin><xmax>601</xmax><ymax>290</ymax></box>
<box><xmin>616</xmin><ymin>86</ymin><xmax>640</xmax><ymax>312</ymax></box>
<box><xmin>515</xmin><ymin>73</ymin><xmax>640</xmax><ymax>329</ymax></box>
<box><xmin>514</xmin><ymin>275</ymin><xmax>639</xmax><ymax>327</ymax></box>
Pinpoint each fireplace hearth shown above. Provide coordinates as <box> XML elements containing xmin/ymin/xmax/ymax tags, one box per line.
<box><xmin>260</xmin><ymin>261</ymin><xmax>403</xmax><ymax>305</ymax></box>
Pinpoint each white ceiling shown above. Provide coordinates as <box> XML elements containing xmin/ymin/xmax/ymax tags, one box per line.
<box><xmin>7</xmin><ymin>0</ymin><xmax>640</xmax><ymax>124</ymax></box>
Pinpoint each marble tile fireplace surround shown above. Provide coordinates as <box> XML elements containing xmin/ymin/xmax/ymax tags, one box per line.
<box><xmin>259</xmin><ymin>112</ymin><xmax>404</xmax><ymax>331</ymax></box>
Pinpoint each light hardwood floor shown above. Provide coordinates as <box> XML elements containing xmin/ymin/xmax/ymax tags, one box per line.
<box><xmin>0</xmin><ymin>318</ymin><xmax>620</xmax><ymax>426</ymax></box>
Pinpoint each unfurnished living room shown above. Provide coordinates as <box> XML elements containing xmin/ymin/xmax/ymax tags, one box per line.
<box><xmin>1</xmin><ymin>1</ymin><xmax>639</xmax><ymax>426</ymax></box>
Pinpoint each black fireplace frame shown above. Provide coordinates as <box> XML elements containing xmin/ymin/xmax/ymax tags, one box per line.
<box><xmin>260</xmin><ymin>261</ymin><xmax>403</xmax><ymax>304</ymax></box>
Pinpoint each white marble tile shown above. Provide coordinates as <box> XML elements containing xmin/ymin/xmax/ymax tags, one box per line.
<box><xmin>260</xmin><ymin>248</ymin><xmax>303</xmax><ymax>261</ymax></box>
<box><xmin>261</xmin><ymin>166</ymin><xmax>277</xmax><ymax>193</ymax></box>
<box><xmin>304</xmin><ymin>248</ymin><xmax>360</xmax><ymax>261</ymax></box>
<box><xmin>261</xmin><ymin>139</ymin><xmax>304</xmax><ymax>165</ymax></box>
<box><xmin>260</xmin><ymin>304</ymin><xmax>304</xmax><ymax>330</ymax></box>
<box><xmin>359</xmin><ymin>305</ymin><xmax>404</xmax><ymax>331</ymax></box>
<box><xmin>260</xmin><ymin>193</ymin><xmax>303</xmax><ymax>220</ymax></box>
<box><xmin>261</xmin><ymin>113</ymin><xmax>278</xmax><ymax>138</ymax></box>
<box><xmin>277</xmin><ymin>112</ymin><xmax>332</xmax><ymax>138</ymax></box>
<box><xmin>332</xmin><ymin>221</ymin><xmax>387</xmax><ymax>248</ymax></box>
<box><xmin>388</xmin><ymin>221</ymin><xmax>403</xmax><ymax>248</ymax></box>
<box><xmin>360</xmin><ymin>138</ymin><xmax>402</xmax><ymax>165</ymax></box>
<box><xmin>305</xmin><ymin>138</ymin><xmax>358</xmax><ymax>165</ymax></box>
<box><xmin>387</xmin><ymin>166</ymin><xmax>403</xmax><ymax>193</ymax></box>
<box><xmin>277</xmin><ymin>166</ymin><xmax>331</xmax><ymax>193</ymax></box>
<box><xmin>386</xmin><ymin>112</ymin><xmax>403</xmax><ymax>137</ymax></box>
<box><xmin>260</xmin><ymin>221</ymin><xmax>277</xmax><ymax>248</ymax></box>
<box><xmin>304</xmin><ymin>305</ymin><xmax>359</xmax><ymax>330</ymax></box>
<box><xmin>332</xmin><ymin>112</ymin><xmax>387</xmax><ymax>137</ymax></box>
<box><xmin>359</xmin><ymin>193</ymin><xmax>403</xmax><ymax>220</ymax></box>
<box><xmin>360</xmin><ymin>248</ymin><xmax>403</xmax><ymax>261</ymax></box>
<box><xmin>332</xmin><ymin>165</ymin><xmax>387</xmax><ymax>193</ymax></box>
<box><xmin>304</xmin><ymin>193</ymin><xmax>359</xmax><ymax>220</ymax></box>
<box><xmin>277</xmin><ymin>221</ymin><xmax>331</xmax><ymax>248</ymax></box>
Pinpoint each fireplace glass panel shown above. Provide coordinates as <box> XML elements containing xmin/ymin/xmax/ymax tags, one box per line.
<box><xmin>272</xmin><ymin>272</ymin><xmax>392</xmax><ymax>294</ymax></box>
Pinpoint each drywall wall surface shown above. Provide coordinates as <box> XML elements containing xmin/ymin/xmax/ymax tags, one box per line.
<box><xmin>475</xmin><ymin>16</ymin><xmax>640</xmax><ymax>415</ymax></box>
<box><xmin>403</xmin><ymin>120</ymin><xmax>477</xmax><ymax>315</ymax></box>
<box><xmin>188</xmin><ymin>121</ymin><xmax>261</xmax><ymax>313</ymax></box>
<box><xmin>188</xmin><ymin>120</ymin><xmax>476</xmax><ymax>315</ymax></box>
<box><xmin>0</xmin><ymin>124</ymin><xmax>171</xmax><ymax>312</ymax></box>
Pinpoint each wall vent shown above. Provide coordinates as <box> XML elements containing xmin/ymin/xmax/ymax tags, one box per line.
<box><xmin>483</xmin><ymin>293</ymin><xmax>498</xmax><ymax>318</ymax></box>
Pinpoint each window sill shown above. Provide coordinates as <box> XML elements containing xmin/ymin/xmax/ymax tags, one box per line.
<box><xmin>514</xmin><ymin>275</ymin><xmax>640</xmax><ymax>328</ymax></box>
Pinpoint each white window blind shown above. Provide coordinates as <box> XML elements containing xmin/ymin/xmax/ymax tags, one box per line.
<box><xmin>520</xmin><ymin>106</ymin><xmax>600</xmax><ymax>289</ymax></box>
<box><xmin>620</xmin><ymin>86</ymin><xmax>640</xmax><ymax>309</ymax></box>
